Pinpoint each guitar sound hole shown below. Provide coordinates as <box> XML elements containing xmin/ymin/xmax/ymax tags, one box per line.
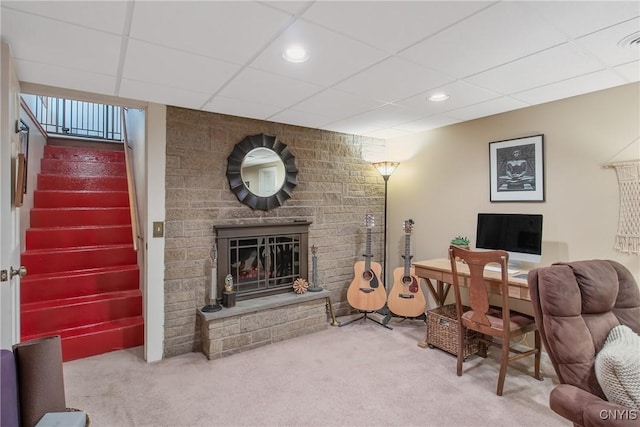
<box><xmin>362</xmin><ymin>271</ymin><xmax>373</xmax><ymax>281</ymax></box>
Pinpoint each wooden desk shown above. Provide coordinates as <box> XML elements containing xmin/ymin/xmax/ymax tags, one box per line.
<box><xmin>412</xmin><ymin>258</ymin><xmax>531</xmax><ymax>348</ymax></box>
<box><xmin>412</xmin><ymin>258</ymin><xmax>531</xmax><ymax>306</ymax></box>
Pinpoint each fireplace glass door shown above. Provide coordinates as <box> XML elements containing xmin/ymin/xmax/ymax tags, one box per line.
<box><xmin>229</xmin><ymin>234</ymin><xmax>300</xmax><ymax>294</ymax></box>
<box><xmin>215</xmin><ymin>222</ymin><xmax>310</xmax><ymax>301</ymax></box>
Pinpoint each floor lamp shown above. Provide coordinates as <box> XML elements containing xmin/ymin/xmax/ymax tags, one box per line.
<box><xmin>372</xmin><ymin>161</ymin><xmax>399</xmax><ymax>289</ymax></box>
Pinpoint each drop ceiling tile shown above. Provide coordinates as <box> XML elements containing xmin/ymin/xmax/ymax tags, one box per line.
<box><xmin>249</xmin><ymin>20</ymin><xmax>388</xmax><ymax>87</ymax></box>
<box><xmin>399</xmin><ymin>1</ymin><xmax>569</xmax><ymax>78</ymax></box>
<box><xmin>119</xmin><ymin>78</ymin><xmax>209</xmax><ymax>110</ymax></box>
<box><xmin>396</xmin><ymin>81</ymin><xmax>501</xmax><ymax>115</ymax></box>
<box><xmin>129</xmin><ymin>2</ymin><xmax>291</xmax><ymax>64</ymax></box>
<box><xmin>324</xmin><ymin>118</ymin><xmax>383</xmax><ymax>135</ymax></box>
<box><xmin>363</xmin><ymin>128</ymin><xmax>412</xmax><ymax>140</ymax></box>
<box><xmin>203</xmin><ymin>97</ymin><xmax>283</xmax><ymax>121</ymax></box>
<box><xmin>447</xmin><ymin>96</ymin><xmax>529</xmax><ymax>122</ymax></box>
<box><xmin>527</xmin><ymin>1</ymin><xmax>640</xmax><ymax>38</ymax></box>
<box><xmin>15</xmin><ymin>59</ymin><xmax>117</xmax><ymax>96</ymax></box>
<box><xmin>333</xmin><ymin>57</ymin><xmax>454</xmax><ymax>103</ymax></box>
<box><xmin>268</xmin><ymin>109</ymin><xmax>333</xmax><ymax>130</ymax></box>
<box><xmin>323</xmin><ymin>116</ymin><xmax>384</xmax><ymax>136</ymax></box>
<box><xmin>264</xmin><ymin>1</ymin><xmax>314</xmax><ymax>15</ymax></box>
<box><xmin>511</xmin><ymin>70</ymin><xmax>628</xmax><ymax>105</ymax></box>
<box><xmin>466</xmin><ymin>43</ymin><xmax>605</xmax><ymax>95</ymax></box>
<box><xmin>291</xmin><ymin>88</ymin><xmax>386</xmax><ymax>122</ymax></box>
<box><xmin>302</xmin><ymin>1</ymin><xmax>493</xmax><ymax>54</ymax></box>
<box><xmin>392</xmin><ymin>115</ymin><xmax>460</xmax><ymax>133</ymax></box>
<box><xmin>337</xmin><ymin>104</ymin><xmax>424</xmax><ymax>129</ymax></box>
<box><xmin>123</xmin><ymin>40</ymin><xmax>240</xmax><ymax>95</ymax></box>
<box><xmin>1</xmin><ymin>0</ymin><xmax>129</xmax><ymax>34</ymax></box>
<box><xmin>217</xmin><ymin>68</ymin><xmax>323</xmax><ymax>109</ymax></box>
<box><xmin>1</xmin><ymin>9</ymin><xmax>121</xmax><ymax>75</ymax></box>
<box><xmin>614</xmin><ymin>61</ymin><xmax>640</xmax><ymax>81</ymax></box>
<box><xmin>576</xmin><ymin>19</ymin><xmax>640</xmax><ymax>67</ymax></box>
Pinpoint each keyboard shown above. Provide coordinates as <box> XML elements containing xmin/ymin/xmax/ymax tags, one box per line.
<box><xmin>484</xmin><ymin>265</ymin><xmax>519</xmax><ymax>275</ymax></box>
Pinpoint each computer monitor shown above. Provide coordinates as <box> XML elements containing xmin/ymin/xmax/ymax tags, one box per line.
<box><xmin>476</xmin><ymin>213</ymin><xmax>543</xmax><ymax>267</ymax></box>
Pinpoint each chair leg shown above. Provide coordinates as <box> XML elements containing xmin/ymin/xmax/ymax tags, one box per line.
<box><xmin>457</xmin><ymin>322</ymin><xmax>464</xmax><ymax>377</ymax></box>
<box><xmin>534</xmin><ymin>330</ymin><xmax>543</xmax><ymax>381</ymax></box>
<box><xmin>496</xmin><ymin>339</ymin><xmax>510</xmax><ymax>396</ymax></box>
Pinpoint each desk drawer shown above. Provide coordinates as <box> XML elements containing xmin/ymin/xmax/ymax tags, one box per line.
<box><xmin>426</xmin><ymin>304</ymin><xmax>479</xmax><ymax>358</ymax></box>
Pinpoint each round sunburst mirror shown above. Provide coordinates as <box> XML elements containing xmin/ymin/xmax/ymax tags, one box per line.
<box><xmin>226</xmin><ymin>133</ymin><xmax>298</xmax><ymax>211</ymax></box>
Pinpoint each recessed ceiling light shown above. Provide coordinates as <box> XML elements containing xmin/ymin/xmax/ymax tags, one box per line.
<box><xmin>618</xmin><ymin>31</ymin><xmax>640</xmax><ymax>48</ymax></box>
<box><xmin>282</xmin><ymin>46</ymin><xmax>309</xmax><ymax>63</ymax></box>
<box><xmin>428</xmin><ymin>93</ymin><xmax>450</xmax><ymax>102</ymax></box>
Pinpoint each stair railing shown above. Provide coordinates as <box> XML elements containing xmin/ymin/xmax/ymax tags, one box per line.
<box><xmin>24</xmin><ymin>94</ymin><xmax>123</xmax><ymax>140</ymax></box>
<box><xmin>121</xmin><ymin>109</ymin><xmax>141</xmax><ymax>251</ymax></box>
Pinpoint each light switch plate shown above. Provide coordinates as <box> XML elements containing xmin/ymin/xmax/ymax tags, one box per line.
<box><xmin>153</xmin><ymin>221</ymin><xmax>164</xmax><ymax>238</ymax></box>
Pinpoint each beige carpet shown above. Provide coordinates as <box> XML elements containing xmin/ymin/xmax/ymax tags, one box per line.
<box><xmin>63</xmin><ymin>315</ymin><xmax>565</xmax><ymax>427</ymax></box>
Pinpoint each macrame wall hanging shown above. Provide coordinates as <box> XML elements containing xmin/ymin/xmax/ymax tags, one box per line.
<box><xmin>605</xmin><ymin>159</ymin><xmax>640</xmax><ymax>255</ymax></box>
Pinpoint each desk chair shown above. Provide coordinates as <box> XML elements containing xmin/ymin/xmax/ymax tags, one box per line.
<box><xmin>448</xmin><ymin>245</ymin><xmax>542</xmax><ymax>396</ymax></box>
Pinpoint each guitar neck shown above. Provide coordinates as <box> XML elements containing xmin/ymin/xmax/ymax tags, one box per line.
<box><xmin>403</xmin><ymin>233</ymin><xmax>412</xmax><ymax>276</ymax></box>
<box><xmin>364</xmin><ymin>227</ymin><xmax>373</xmax><ymax>271</ymax></box>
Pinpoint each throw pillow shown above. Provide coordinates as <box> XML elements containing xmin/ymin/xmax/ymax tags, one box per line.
<box><xmin>595</xmin><ymin>324</ymin><xmax>640</xmax><ymax>409</ymax></box>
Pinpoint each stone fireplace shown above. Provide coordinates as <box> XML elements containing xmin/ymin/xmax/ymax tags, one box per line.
<box><xmin>198</xmin><ymin>221</ymin><xmax>330</xmax><ymax>360</ymax></box>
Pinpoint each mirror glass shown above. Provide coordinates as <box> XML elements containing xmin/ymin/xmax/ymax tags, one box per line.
<box><xmin>241</xmin><ymin>148</ymin><xmax>286</xmax><ymax>197</ymax></box>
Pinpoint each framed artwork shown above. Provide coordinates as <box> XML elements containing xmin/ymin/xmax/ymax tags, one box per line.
<box><xmin>489</xmin><ymin>134</ymin><xmax>544</xmax><ymax>202</ymax></box>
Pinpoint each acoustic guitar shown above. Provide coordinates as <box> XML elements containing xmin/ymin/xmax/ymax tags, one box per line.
<box><xmin>346</xmin><ymin>214</ymin><xmax>386</xmax><ymax>312</ymax></box>
<box><xmin>387</xmin><ymin>219</ymin><xmax>427</xmax><ymax>318</ymax></box>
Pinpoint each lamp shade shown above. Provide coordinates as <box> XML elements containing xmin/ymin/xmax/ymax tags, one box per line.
<box><xmin>372</xmin><ymin>161</ymin><xmax>399</xmax><ymax>178</ymax></box>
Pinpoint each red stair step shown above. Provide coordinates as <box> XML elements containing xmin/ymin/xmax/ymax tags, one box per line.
<box><xmin>20</xmin><ymin>265</ymin><xmax>139</xmax><ymax>304</ymax></box>
<box><xmin>21</xmin><ymin>245</ymin><xmax>137</xmax><ymax>275</ymax></box>
<box><xmin>44</xmin><ymin>145</ymin><xmax>125</xmax><ymax>163</ymax></box>
<box><xmin>37</xmin><ymin>174</ymin><xmax>127</xmax><ymax>191</ymax></box>
<box><xmin>41</xmin><ymin>158</ymin><xmax>127</xmax><ymax>176</ymax></box>
<box><xmin>22</xmin><ymin>316</ymin><xmax>144</xmax><ymax>362</ymax></box>
<box><xmin>34</xmin><ymin>190</ymin><xmax>129</xmax><ymax>208</ymax></box>
<box><xmin>45</xmin><ymin>317</ymin><xmax>142</xmax><ymax>362</ymax></box>
<box><xmin>21</xmin><ymin>290</ymin><xmax>142</xmax><ymax>336</ymax></box>
<box><xmin>30</xmin><ymin>207</ymin><xmax>131</xmax><ymax>227</ymax></box>
<box><xmin>62</xmin><ymin>317</ymin><xmax>144</xmax><ymax>361</ymax></box>
<box><xmin>26</xmin><ymin>225</ymin><xmax>133</xmax><ymax>249</ymax></box>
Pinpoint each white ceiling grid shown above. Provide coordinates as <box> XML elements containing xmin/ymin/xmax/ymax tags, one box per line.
<box><xmin>1</xmin><ymin>1</ymin><xmax>638</xmax><ymax>139</ymax></box>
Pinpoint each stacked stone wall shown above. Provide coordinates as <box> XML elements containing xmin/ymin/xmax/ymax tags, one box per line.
<box><xmin>164</xmin><ymin>106</ymin><xmax>385</xmax><ymax>358</ymax></box>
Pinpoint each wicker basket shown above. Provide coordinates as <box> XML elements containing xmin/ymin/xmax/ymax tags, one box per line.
<box><xmin>426</xmin><ymin>304</ymin><xmax>480</xmax><ymax>358</ymax></box>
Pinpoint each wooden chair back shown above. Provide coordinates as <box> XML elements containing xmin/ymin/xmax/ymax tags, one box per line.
<box><xmin>448</xmin><ymin>245</ymin><xmax>510</xmax><ymax>336</ymax></box>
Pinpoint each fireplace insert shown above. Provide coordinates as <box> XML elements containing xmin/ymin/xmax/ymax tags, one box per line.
<box><xmin>214</xmin><ymin>222</ymin><xmax>311</xmax><ymax>301</ymax></box>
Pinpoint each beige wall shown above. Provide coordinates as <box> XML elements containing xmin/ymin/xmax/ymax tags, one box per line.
<box><xmin>385</xmin><ymin>83</ymin><xmax>640</xmax><ymax>300</ymax></box>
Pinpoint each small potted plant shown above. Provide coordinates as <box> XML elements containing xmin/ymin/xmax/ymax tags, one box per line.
<box><xmin>450</xmin><ymin>236</ymin><xmax>470</xmax><ymax>249</ymax></box>
<box><xmin>450</xmin><ymin>236</ymin><xmax>470</xmax><ymax>262</ymax></box>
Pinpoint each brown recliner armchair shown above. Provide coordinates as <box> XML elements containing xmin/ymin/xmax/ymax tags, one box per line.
<box><xmin>528</xmin><ymin>260</ymin><xmax>640</xmax><ymax>427</ymax></box>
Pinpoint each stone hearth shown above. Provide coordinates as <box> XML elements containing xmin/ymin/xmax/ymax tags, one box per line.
<box><xmin>198</xmin><ymin>290</ymin><xmax>330</xmax><ymax>359</ymax></box>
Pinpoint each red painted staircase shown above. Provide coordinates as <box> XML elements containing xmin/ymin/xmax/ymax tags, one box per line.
<box><xmin>20</xmin><ymin>142</ymin><xmax>144</xmax><ymax>361</ymax></box>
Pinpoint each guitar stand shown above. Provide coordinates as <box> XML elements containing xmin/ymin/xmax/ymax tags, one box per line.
<box><xmin>381</xmin><ymin>312</ymin><xmax>427</xmax><ymax>325</ymax></box>
<box><xmin>339</xmin><ymin>311</ymin><xmax>393</xmax><ymax>330</ymax></box>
